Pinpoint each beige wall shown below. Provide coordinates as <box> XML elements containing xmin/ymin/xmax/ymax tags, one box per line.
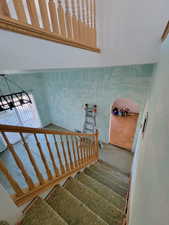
<box><xmin>129</xmin><ymin>37</ymin><xmax>169</xmax><ymax>225</ymax></box>
<box><xmin>0</xmin><ymin>185</ymin><xmax>22</xmax><ymax>225</ymax></box>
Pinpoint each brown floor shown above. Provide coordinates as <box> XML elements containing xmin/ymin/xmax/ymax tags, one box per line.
<box><xmin>109</xmin><ymin>114</ymin><xmax>138</xmax><ymax>150</ymax></box>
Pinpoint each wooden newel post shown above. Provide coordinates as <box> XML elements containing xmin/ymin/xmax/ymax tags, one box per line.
<box><xmin>95</xmin><ymin>129</ymin><xmax>99</xmax><ymax>159</ymax></box>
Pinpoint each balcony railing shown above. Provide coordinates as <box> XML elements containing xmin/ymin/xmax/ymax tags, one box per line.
<box><xmin>0</xmin><ymin>0</ymin><xmax>100</xmax><ymax>52</ymax></box>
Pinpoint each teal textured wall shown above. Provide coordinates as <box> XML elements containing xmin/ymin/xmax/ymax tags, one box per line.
<box><xmin>0</xmin><ymin>64</ymin><xmax>154</xmax><ymax>145</ymax></box>
<box><xmin>43</xmin><ymin>64</ymin><xmax>154</xmax><ymax>142</ymax></box>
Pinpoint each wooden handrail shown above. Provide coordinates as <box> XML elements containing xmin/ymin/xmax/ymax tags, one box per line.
<box><xmin>0</xmin><ymin>124</ymin><xmax>96</xmax><ymax>136</ymax></box>
<box><xmin>161</xmin><ymin>21</ymin><xmax>169</xmax><ymax>41</ymax></box>
<box><xmin>0</xmin><ymin>124</ymin><xmax>99</xmax><ymax>206</ymax></box>
<box><xmin>0</xmin><ymin>0</ymin><xmax>100</xmax><ymax>52</ymax></box>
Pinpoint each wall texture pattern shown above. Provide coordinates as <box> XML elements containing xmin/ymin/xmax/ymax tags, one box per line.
<box><xmin>42</xmin><ymin>64</ymin><xmax>154</xmax><ymax>142</ymax></box>
<box><xmin>0</xmin><ymin>64</ymin><xmax>154</xmax><ymax>146</ymax></box>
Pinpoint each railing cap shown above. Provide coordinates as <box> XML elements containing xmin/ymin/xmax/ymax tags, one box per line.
<box><xmin>0</xmin><ymin>124</ymin><xmax>96</xmax><ymax>137</ymax></box>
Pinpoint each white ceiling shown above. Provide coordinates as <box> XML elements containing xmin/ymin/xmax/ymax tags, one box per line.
<box><xmin>0</xmin><ymin>0</ymin><xmax>168</xmax><ymax>73</ymax></box>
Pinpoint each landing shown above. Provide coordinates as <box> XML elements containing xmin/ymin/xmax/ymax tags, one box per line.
<box><xmin>100</xmin><ymin>144</ymin><xmax>133</xmax><ymax>176</ymax></box>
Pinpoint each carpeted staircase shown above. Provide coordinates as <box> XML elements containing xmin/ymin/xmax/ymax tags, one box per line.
<box><xmin>21</xmin><ymin>161</ymin><xmax>129</xmax><ymax>225</ymax></box>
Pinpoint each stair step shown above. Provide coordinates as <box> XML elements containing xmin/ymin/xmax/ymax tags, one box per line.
<box><xmin>98</xmin><ymin>160</ymin><xmax>130</xmax><ymax>177</ymax></box>
<box><xmin>90</xmin><ymin>165</ymin><xmax>129</xmax><ymax>189</ymax></box>
<box><xmin>84</xmin><ymin>167</ymin><xmax>128</xmax><ymax>198</ymax></box>
<box><xmin>95</xmin><ymin>163</ymin><xmax>129</xmax><ymax>185</ymax></box>
<box><xmin>64</xmin><ymin>177</ymin><xmax>123</xmax><ymax>225</ymax></box>
<box><xmin>76</xmin><ymin>172</ymin><xmax>125</xmax><ymax>210</ymax></box>
<box><xmin>21</xmin><ymin>197</ymin><xmax>68</xmax><ymax>225</ymax></box>
<box><xmin>88</xmin><ymin>165</ymin><xmax>129</xmax><ymax>192</ymax></box>
<box><xmin>45</xmin><ymin>185</ymin><xmax>109</xmax><ymax>225</ymax></box>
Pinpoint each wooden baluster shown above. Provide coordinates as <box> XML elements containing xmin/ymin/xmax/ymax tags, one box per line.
<box><xmin>93</xmin><ymin>0</ymin><xmax>96</xmax><ymax>47</ymax></box>
<box><xmin>91</xmin><ymin>136</ymin><xmax>95</xmax><ymax>159</ymax></box>
<box><xmin>0</xmin><ymin>160</ymin><xmax>24</xmax><ymax>197</ymax></box>
<box><xmin>0</xmin><ymin>5</ymin><xmax>3</xmax><ymax>16</ymax></box>
<box><xmin>65</xmin><ymin>0</ymin><xmax>73</xmax><ymax>40</ymax></box>
<box><xmin>90</xmin><ymin>0</ymin><xmax>93</xmax><ymax>28</ymax></box>
<box><xmin>71</xmin><ymin>136</ymin><xmax>78</xmax><ymax>168</ymax></box>
<box><xmin>86</xmin><ymin>0</ymin><xmax>90</xmax><ymax>46</ymax></box>
<box><xmin>75</xmin><ymin>137</ymin><xmax>81</xmax><ymax>167</ymax></box>
<box><xmin>71</xmin><ymin>0</ymin><xmax>78</xmax><ymax>41</ymax></box>
<box><xmin>53</xmin><ymin>135</ymin><xmax>65</xmax><ymax>174</ymax></box>
<box><xmin>85</xmin><ymin>137</ymin><xmax>90</xmax><ymax>161</ymax></box>
<box><xmin>38</xmin><ymin>0</ymin><xmax>50</xmax><ymax>31</ymax></box>
<box><xmin>45</xmin><ymin>134</ymin><xmax>59</xmax><ymax>177</ymax></box>
<box><xmin>48</xmin><ymin>0</ymin><xmax>60</xmax><ymax>34</ymax></box>
<box><xmin>20</xmin><ymin>133</ymin><xmax>45</xmax><ymax>185</ymax></box>
<box><xmin>26</xmin><ymin>0</ymin><xmax>40</xmax><ymax>27</ymax></box>
<box><xmin>60</xmin><ymin>135</ymin><xmax>70</xmax><ymax>172</ymax></box>
<box><xmin>13</xmin><ymin>0</ymin><xmax>27</xmax><ymax>23</ymax></box>
<box><xmin>81</xmin><ymin>0</ymin><xmax>87</xmax><ymax>44</ymax></box>
<box><xmin>34</xmin><ymin>134</ymin><xmax>53</xmax><ymax>180</ymax></box>
<box><xmin>86</xmin><ymin>0</ymin><xmax>90</xmax><ymax>28</ymax></box>
<box><xmin>76</xmin><ymin>0</ymin><xmax>81</xmax><ymax>42</ymax></box>
<box><xmin>90</xmin><ymin>0</ymin><xmax>94</xmax><ymax>47</ymax></box>
<box><xmin>1</xmin><ymin>132</ymin><xmax>35</xmax><ymax>190</ymax></box>
<box><xmin>90</xmin><ymin>138</ymin><xmax>94</xmax><ymax>160</ymax></box>
<box><xmin>93</xmin><ymin>135</ymin><xmax>96</xmax><ymax>159</ymax></box>
<box><xmin>92</xmin><ymin>132</ymin><xmax>98</xmax><ymax>160</ymax></box>
<box><xmin>79</xmin><ymin>137</ymin><xmax>85</xmax><ymax>165</ymax></box>
<box><xmin>87</xmin><ymin>138</ymin><xmax>91</xmax><ymax>160</ymax></box>
<box><xmin>83</xmin><ymin>137</ymin><xmax>87</xmax><ymax>164</ymax></box>
<box><xmin>57</xmin><ymin>0</ymin><xmax>67</xmax><ymax>38</ymax></box>
<box><xmin>65</xmin><ymin>135</ymin><xmax>74</xmax><ymax>169</ymax></box>
<box><xmin>0</xmin><ymin>0</ymin><xmax>10</xmax><ymax>17</ymax></box>
<box><xmin>95</xmin><ymin>130</ymin><xmax>99</xmax><ymax>159</ymax></box>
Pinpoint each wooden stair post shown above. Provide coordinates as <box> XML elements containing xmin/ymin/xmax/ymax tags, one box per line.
<box><xmin>26</xmin><ymin>0</ymin><xmax>40</xmax><ymax>27</ymax></box>
<box><xmin>1</xmin><ymin>132</ymin><xmax>35</xmax><ymax>191</ymax></box>
<box><xmin>48</xmin><ymin>0</ymin><xmax>60</xmax><ymax>34</ymax></box>
<box><xmin>0</xmin><ymin>0</ymin><xmax>10</xmax><ymax>17</ymax></box>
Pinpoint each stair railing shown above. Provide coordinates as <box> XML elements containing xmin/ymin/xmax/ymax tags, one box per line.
<box><xmin>0</xmin><ymin>124</ymin><xmax>99</xmax><ymax>206</ymax></box>
<box><xmin>0</xmin><ymin>0</ymin><xmax>100</xmax><ymax>52</ymax></box>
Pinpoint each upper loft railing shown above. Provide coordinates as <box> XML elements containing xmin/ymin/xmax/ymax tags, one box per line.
<box><xmin>0</xmin><ymin>0</ymin><xmax>100</xmax><ymax>52</ymax></box>
<box><xmin>0</xmin><ymin>124</ymin><xmax>99</xmax><ymax>206</ymax></box>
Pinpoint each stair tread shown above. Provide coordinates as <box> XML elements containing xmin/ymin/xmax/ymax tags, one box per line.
<box><xmin>45</xmin><ymin>185</ymin><xmax>109</xmax><ymax>225</ymax></box>
<box><xmin>90</xmin><ymin>165</ymin><xmax>129</xmax><ymax>188</ymax></box>
<box><xmin>64</xmin><ymin>177</ymin><xmax>123</xmax><ymax>225</ymax></box>
<box><xmin>84</xmin><ymin>167</ymin><xmax>128</xmax><ymax>198</ymax></box>
<box><xmin>76</xmin><ymin>172</ymin><xmax>125</xmax><ymax>210</ymax></box>
<box><xmin>21</xmin><ymin>197</ymin><xmax>68</xmax><ymax>225</ymax></box>
<box><xmin>98</xmin><ymin>160</ymin><xmax>130</xmax><ymax>177</ymax></box>
<box><xmin>96</xmin><ymin>162</ymin><xmax>129</xmax><ymax>182</ymax></box>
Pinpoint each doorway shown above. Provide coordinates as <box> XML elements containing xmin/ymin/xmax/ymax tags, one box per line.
<box><xmin>109</xmin><ymin>98</ymin><xmax>139</xmax><ymax>151</ymax></box>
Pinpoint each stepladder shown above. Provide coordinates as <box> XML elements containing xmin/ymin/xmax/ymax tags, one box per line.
<box><xmin>83</xmin><ymin>104</ymin><xmax>97</xmax><ymax>134</ymax></box>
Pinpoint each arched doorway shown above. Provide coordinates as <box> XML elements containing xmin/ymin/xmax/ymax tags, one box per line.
<box><xmin>109</xmin><ymin>98</ymin><xmax>139</xmax><ymax>151</ymax></box>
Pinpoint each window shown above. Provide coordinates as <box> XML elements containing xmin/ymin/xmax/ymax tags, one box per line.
<box><xmin>0</xmin><ymin>93</ymin><xmax>41</xmax><ymax>145</ymax></box>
